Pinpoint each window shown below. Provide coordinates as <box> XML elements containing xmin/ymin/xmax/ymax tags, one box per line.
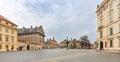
<box><xmin>0</xmin><ymin>45</ymin><xmax>2</xmax><ymax>49</ymax></box>
<box><xmin>100</xmin><ymin>31</ymin><xmax>103</xmax><ymax>38</ymax></box>
<box><xmin>6</xmin><ymin>45</ymin><xmax>8</xmax><ymax>49</ymax></box>
<box><xmin>39</xmin><ymin>40</ymin><xmax>41</xmax><ymax>43</ymax></box>
<box><xmin>12</xmin><ymin>25</ymin><xmax>13</xmax><ymax>27</ymax></box>
<box><xmin>0</xmin><ymin>26</ymin><xmax>2</xmax><ymax>31</ymax></box>
<box><xmin>109</xmin><ymin>15</ymin><xmax>113</xmax><ymax>23</ymax></box>
<box><xmin>110</xmin><ymin>40</ymin><xmax>113</xmax><ymax>47</ymax></box>
<box><xmin>11</xmin><ymin>31</ymin><xmax>14</xmax><ymax>34</ymax></box>
<box><xmin>5</xmin><ymin>29</ymin><xmax>9</xmax><ymax>33</ymax></box>
<box><xmin>6</xmin><ymin>22</ymin><xmax>8</xmax><ymax>25</ymax></box>
<box><xmin>31</xmin><ymin>37</ymin><xmax>32</xmax><ymax>41</ymax></box>
<box><xmin>100</xmin><ymin>12</ymin><xmax>103</xmax><ymax>16</ymax></box>
<box><xmin>109</xmin><ymin>3</ymin><xmax>113</xmax><ymax>10</ymax></box>
<box><xmin>100</xmin><ymin>19</ymin><xmax>103</xmax><ymax>26</ymax></box>
<box><xmin>5</xmin><ymin>35</ymin><xmax>9</xmax><ymax>42</ymax></box>
<box><xmin>119</xmin><ymin>39</ymin><xmax>120</xmax><ymax>46</ymax></box>
<box><xmin>11</xmin><ymin>45</ymin><xmax>14</xmax><ymax>50</ymax></box>
<box><xmin>27</xmin><ymin>37</ymin><xmax>29</xmax><ymax>41</ymax></box>
<box><xmin>119</xmin><ymin>24</ymin><xmax>120</xmax><ymax>32</ymax></box>
<box><xmin>110</xmin><ymin>27</ymin><xmax>113</xmax><ymax>35</ymax></box>
<box><xmin>11</xmin><ymin>36</ymin><xmax>14</xmax><ymax>42</ymax></box>
<box><xmin>42</xmin><ymin>38</ymin><xmax>44</xmax><ymax>43</ymax></box>
<box><xmin>119</xmin><ymin>8</ymin><xmax>120</xmax><ymax>18</ymax></box>
<box><xmin>96</xmin><ymin>43</ymin><xmax>98</xmax><ymax>48</ymax></box>
<box><xmin>0</xmin><ymin>34</ymin><xmax>2</xmax><ymax>41</ymax></box>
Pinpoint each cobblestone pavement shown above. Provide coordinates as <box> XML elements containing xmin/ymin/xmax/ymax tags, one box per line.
<box><xmin>0</xmin><ymin>49</ymin><xmax>120</xmax><ymax>62</ymax></box>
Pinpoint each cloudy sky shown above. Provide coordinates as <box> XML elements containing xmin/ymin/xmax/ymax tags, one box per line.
<box><xmin>0</xmin><ymin>0</ymin><xmax>103</xmax><ymax>43</ymax></box>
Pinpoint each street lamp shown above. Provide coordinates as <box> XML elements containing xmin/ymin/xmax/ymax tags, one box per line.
<box><xmin>65</xmin><ymin>37</ymin><xmax>69</xmax><ymax>49</ymax></box>
<box><xmin>66</xmin><ymin>40</ymin><xmax>69</xmax><ymax>48</ymax></box>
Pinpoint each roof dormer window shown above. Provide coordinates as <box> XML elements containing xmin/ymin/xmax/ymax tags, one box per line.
<box><xmin>6</xmin><ymin>22</ymin><xmax>8</xmax><ymax>25</ymax></box>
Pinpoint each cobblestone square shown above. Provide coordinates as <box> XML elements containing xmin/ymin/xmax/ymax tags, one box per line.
<box><xmin>0</xmin><ymin>49</ymin><xmax>120</xmax><ymax>62</ymax></box>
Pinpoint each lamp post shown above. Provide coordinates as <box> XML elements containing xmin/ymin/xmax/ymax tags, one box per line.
<box><xmin>66</xmin><ymin>37</ymin><xmax>69</xmax><ymax>49</ymax></box>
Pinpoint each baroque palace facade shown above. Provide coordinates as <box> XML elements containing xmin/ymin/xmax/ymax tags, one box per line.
<box><xmin>0</xmin><ymin>15</ymin><xmax>18</xmax><ymax>51</ymax></box>
<box><xmin>18</xmin><ymin>26</ymin><xmax>45</xmax><ymax>50</ymax></box>
<box><xmin>96</xmin><ymin>0</ymin><xmax>120</xmax><ymax>50</ymax></box>
<box><xmin>0</xmin><ymin>15</ymin><xmax>45</xmax><ymax>52</ymax></box>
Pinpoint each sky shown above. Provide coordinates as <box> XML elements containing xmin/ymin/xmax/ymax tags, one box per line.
<box><xmin>0</xmin><ymin>0</ymin><xmax>103</xmax><ymax>43</ymax></box>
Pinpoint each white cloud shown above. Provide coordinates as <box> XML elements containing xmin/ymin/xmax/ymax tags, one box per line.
<box><xmin>0</xmin><ymin>0</ymin><xmax>103</xmax><ymax>43</ymax></box>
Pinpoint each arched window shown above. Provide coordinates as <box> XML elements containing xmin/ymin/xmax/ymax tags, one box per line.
<box><xmin>6</xmin><ymin>45</ymin><xmax>8</xmax><ymax>49</ymax></box>
<box><xmin>110</xmin><ymin>40</ymin><xmax>113</xmax><ymax>47</ymax></box>
<box><xmin>0</xmin><ymin>45</ymin><xmax>2</xmax><ymax>49</ymax></box>
<box><xmin>0</xmin><ymin>26</ymin><xmax>2</xmax><ymax>31</ymax></box>
<box><xmin>11</xmin><ymin>45</ymin><xmax>14</xmax><ymax>50</ymax></box>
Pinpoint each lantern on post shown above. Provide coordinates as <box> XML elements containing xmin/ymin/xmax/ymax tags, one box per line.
<box><xmin>65</xmin><ymin>36</ymin><xmax>69</xmax><ymax>48</ymax></box>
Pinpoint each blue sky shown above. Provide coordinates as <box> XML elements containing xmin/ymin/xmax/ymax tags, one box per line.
<box><xmin>0</xmin><ymin>0</ymin><xmax>103</xmax><ymax>43</ymax></box>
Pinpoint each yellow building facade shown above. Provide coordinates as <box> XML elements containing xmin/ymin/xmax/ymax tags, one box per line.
<box><xmin>0</xmin><ymin>15</ymin><xmax>18</xmax><ymax>51</ymax></box>
<box><xmin>96</xmin><ymin>0</ymin><xmax>120</xmax><ymax>50</ymax></box>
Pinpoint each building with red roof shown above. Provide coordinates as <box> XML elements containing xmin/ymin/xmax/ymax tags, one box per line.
<box><xmin>44</xmin><ymin>37</ymin><xmax>58</xmax><ymax>49</ymax></box>
<box><xmin>0</xmin><ymin>15</ymin><xmax>18</xmax><ymax>52</ymax></box>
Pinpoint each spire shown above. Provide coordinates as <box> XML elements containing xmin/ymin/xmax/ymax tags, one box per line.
<box><xmin>71</xmin><ymin>38</ymin><xmax>72</xmax><ymax>41</ymax></box>
<box><xmin>23</xmin><ymin>26</ymin><xmax>25</xmax><ymax>29</ymax></box>
<box><xmin>30</xmin><ymin>26</ymin><xmax>32</xmax><ymax>28</ymax></box>
<box><xmin>50</xmin><ymin>38</ymin><xmax>51</xmax><ymax>40</ymax></box>
<box><xmin>53</xmin><ymin>37</ymin><xmax>55</xmax><ymax>40</ymax></box>
<box><xmin>39</xmin><ymin>25</ymin><xmax>42</xmax><ymax>28</ymax></box>
<box><xmin>67</xmin><ymin>36</ymin><xmax>68</xmax><ymax>41</ymax></box>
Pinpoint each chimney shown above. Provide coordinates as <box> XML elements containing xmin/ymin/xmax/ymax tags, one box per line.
<box><xmin>97</xmin><ymin>4</ymin><xmax>99</xmax><ymax>8</ymax></box>
<box><xmin>53</xmin><ymin>37</ymin><xmax>55</xmax><ymax>40</ymax></box>
<box><xmin>39</xmin><ymin>25</ymin><xmax>42</xmax><ymax>28</ymax></box>
<box><xmin>35</xmin><ymin>26</ymin><xmax>38</xmax><ymax>28</ymax></box>
<box><xmin>23</xmin><ymin>26</ymin><xmax>25</xmax><ymax>29</ymax></box>
<box><xmin>30</xmin><ymin>26</ymin><xmax>32</xmax><ymax>28</ymax></box>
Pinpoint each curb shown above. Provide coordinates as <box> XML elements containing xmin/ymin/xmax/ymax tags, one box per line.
<box><xmin>96</xmin><ymin>50</ymin><xmax>120</xmax><ymax>54</ymax></box>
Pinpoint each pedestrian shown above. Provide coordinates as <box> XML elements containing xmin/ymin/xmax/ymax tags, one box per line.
<box><xmin>7</xmin><ymin>48</ymin><xmax>9</xmax><ymax>51</ymax></box>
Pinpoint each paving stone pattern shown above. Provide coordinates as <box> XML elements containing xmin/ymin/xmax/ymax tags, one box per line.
<box><xmin>0</xmin><ymin>49</ymin><xmax>120</xmax><ymax>62</ymax></box>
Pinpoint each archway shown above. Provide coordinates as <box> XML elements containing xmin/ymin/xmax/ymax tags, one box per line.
<box><xmin>100</xmin><ymin>41</ymin><xmax>103</xmax><ymax>50</ymax></box>
<box><xmin>6</xmin><ymin>45</ymin><xmax>9</xmax><ymax>51</ymax></box>
<box><xmin>27</xmin><ymin>45</ymin><xmax>30</xmax><ymax>50</ymax></box>
<box><xmin>11</xmin><ymin>45</ymin><xmax>14</xmax><ymax>51</ymax></box>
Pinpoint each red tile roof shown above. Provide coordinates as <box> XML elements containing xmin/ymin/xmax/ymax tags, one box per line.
<box><xmin>60</xmin><ymin>41</ymin><xmax>65</xmax><ymax>44</ymax></box>
<box><xmin>0</xmin><ymin>15</ymin><xmax>17</xmax><ymax>26</ymax></box>
<box><xmin>50</xmin><ymin>39</ymin><xmax>57</xmax><ymax>44</ymax></box>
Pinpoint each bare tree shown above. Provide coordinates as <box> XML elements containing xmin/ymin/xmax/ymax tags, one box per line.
<box><xmin>80</xmin><ymin>35</ymin><xmax>91</xmax><ymax>49</ymax></box>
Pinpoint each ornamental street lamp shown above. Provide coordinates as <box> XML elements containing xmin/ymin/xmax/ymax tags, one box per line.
<box><xmin>21</xmin><ymin>43</ymin><xmax>25</xmax><ymax>48</ymax></box>
<box><xmin>65</xmin><ymin>37</ymin><xmax>69</xmax><ymax>48</ymax></box>
<box><xmin>66</xmin><ymin>40</ymin><xmax>69</xmax><ymax>48</ymax></box>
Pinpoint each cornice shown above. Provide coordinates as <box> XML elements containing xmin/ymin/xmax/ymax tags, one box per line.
<box><xmin>96</xmin><ymin>0</ymin><xmax>110</xmax><ymax>13</ymax></box>
<box><xmin>0</xmin><ymin>22</ymin><xmax>18</xmax><ymax>31</ymax></box>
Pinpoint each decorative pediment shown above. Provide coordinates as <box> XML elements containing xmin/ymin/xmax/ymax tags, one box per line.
<box><xmin>107</xmin><ymin>38</ymin><xmax>113</xmax><ymax>40</ymax></box>
<box><xmin>98</xmin><ymin>26</ymin><xmax>103</xmax><ymax>31</ymax></box>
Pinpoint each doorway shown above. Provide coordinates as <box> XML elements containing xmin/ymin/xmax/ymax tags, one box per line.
<box><xmin>27</xmin><ymin>45</ymin><xmax>30</xmax><ymax>50</ymax></box>
<box><xmin>100</xmin><ymin>41</ymin><xmax>103</xmax><ymax>50</ymax></box>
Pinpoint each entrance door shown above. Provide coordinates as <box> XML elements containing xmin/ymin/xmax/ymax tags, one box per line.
<box><xmin>100</xmin><ymin>41</ymin><xmax>103</xmax><ymax>50</ymax></box>
<box><xmin>27</xmin><ymin>45</ymin><xmax>30</xmax><ymax>50</ymax></box>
